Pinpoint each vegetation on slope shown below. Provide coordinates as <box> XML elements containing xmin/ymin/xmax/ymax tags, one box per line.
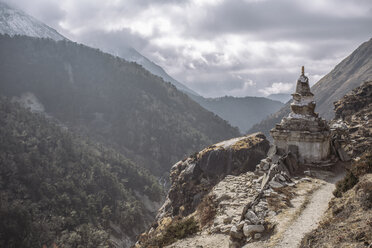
<box><xmin>0</xmin><ymin>34</ymin><xmax>239</xmax><ymax>176</ymax></box>
<box><xmin>301</xmin><ymin>155</ymin><xmax>372</xmax><ymax>248</ymax></box>
<box><xmin>0</xmin><ymin>96</ymin><xmax>162</xmax><ymax>248</ymax></box>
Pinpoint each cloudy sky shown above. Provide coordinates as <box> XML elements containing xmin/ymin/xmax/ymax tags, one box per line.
<box><xmin>5</xmin><ymin>0</ymin><xmax>372</xmax><ymax>97</ymax></box>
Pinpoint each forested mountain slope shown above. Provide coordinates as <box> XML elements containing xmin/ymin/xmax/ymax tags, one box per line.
<box><xmin>0</xmin><ymin>35</ymin><xmax>239</xmax><ymax>176</ymax></box>
<box><xmin>0</xmin><ymin>96</ymin><xmax>162</xmax><ymax>248</ymax></box>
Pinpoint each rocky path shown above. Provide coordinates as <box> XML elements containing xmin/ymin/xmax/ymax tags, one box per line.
<box><xmin>274</xmin><ymin>171</ymin><xmax>345</xmax><ymax>248</ymax></box>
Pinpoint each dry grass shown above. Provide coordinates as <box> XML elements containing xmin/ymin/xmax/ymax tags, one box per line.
<box><xmin>197</xmin><ymin>195</ymin><xmax>218</xmax><ymax>227</ymax></box>
<box><xmin>267</xmin><ymin>186</ymin><xmax>296</xmax><ymax>212</ymax></box>
<box><xmin>301</xmin><ymin>173</ymin><xmax>372</xmax><ymax>248</ymax></box>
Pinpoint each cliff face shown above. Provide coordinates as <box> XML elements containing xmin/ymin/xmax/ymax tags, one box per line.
<box><xmin>332</xmin><ymin>81</ymin><xmax>372</xmax><ymax>158</ymax></box>
<box><xmin>136</xmin><ymin>133</ymin><xmax>270</xmax><ymax>247</ymax></box>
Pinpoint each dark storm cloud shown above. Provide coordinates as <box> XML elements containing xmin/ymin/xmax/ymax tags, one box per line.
<box><xmin>3</xmin><ymin>0</ymin><xmax>371</xmax><ymax>97</ymax></box>
<box><xmin>187</xmin><ymin>0</ymin><xmax>372</xmax><ymax>40</ymax></box>
<box><xmin>75</xmin><ymin>29</ymin><xmax>150</xmax><ymax>55</ymax></box>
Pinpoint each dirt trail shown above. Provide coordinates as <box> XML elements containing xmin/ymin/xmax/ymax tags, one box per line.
<box><xmin>274</xmin><ymin>172</ymin><xmax>345</xmax><ymax>248</ymax></box>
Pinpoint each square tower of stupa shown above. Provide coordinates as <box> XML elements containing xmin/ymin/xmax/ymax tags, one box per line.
<box><xmin>270</xmin><ymin>67</ymin><xmax>331</xmax><ymax>164</ymax></box>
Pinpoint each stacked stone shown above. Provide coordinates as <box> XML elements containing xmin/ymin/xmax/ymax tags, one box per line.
<box><xmin>270</xmin><ymin>67</ymin><xmax>331</xmax><ymax>164</ymax></box>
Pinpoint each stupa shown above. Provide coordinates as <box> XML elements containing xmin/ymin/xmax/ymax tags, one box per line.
<box><xmin>270</xmin><ymin>66</ymin><xmax>331</xmax><ymax>164</ymax></box>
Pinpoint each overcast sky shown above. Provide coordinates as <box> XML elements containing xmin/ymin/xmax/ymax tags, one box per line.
<box><xmin>5</xmin><ymin>0</ymin><xmax>372</xmax><ymax>97</ymax></box>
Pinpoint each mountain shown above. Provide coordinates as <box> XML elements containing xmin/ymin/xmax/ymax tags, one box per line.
<box><xmin>0</xmin><ymin>96</ymin><xmax>162</xmax><ymax>248</ymax></box>
<box><xmin>190</xmin><ymin>95</ymin><xmax>284</xmax><ymax>133</ymax></box>
<box><xmin>0</xmin><ymin>2</ymin><xmax>198</xmax><ymax>97</ymax></box>
<box><xmin>0</xmin><ymin>2</ymin><xmax>282</xmax><ymax>134</ymax></box>
<box><xmin>0</xmin><ymin>34</ymin><xmax>239</xmax><ymax>177</ymax></box>
<box><xmin>118</xmin><ymin>46</ymin><xmax>200</xmax><ymax>97</ymax></box>
<box><xmin>0</xmin><ymin>2</ymin><xmax>65</xmax><ymax>40</ymax></box>
<box><xmin>266</xmin><ymin>93</ymin><xmax>291</xmax><ymax>103</ymax></box>
<box><xmin>249</xmin><ymin>38</ymin><xmax>372</xmax><ymax>138</ymax></box>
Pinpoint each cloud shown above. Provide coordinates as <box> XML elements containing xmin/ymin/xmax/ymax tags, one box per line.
<box><xmin>259</xmin><ymin>82</ymin><xmax>294</xmax><ymax>96</ymax></box>
<box><xmin>3</xmin><ymin>0</ymin><xmax>372</xmax><ymax>97</ymax></box>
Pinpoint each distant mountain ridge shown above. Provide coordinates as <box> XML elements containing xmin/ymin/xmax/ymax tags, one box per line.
<box><xmin>0</xmin><ymin>2</ymin><xmax>65</xmax><ymax>40</ymax></box>
<box><xmin>119</xmin><ymin>46</ymin><xmax>201</xmax><ymax>97</ymax></box>
<box><xmin>190</xmin><ymin>95</ymin><xmax>284</xmax><ymax>133</ymax></box>
<box><xmin>249</xmin><ymin>37</ymin><xmax>372</xmax><ymax>137</ymax></box>
<box><xmin>267</xmin><ymin>93</ymin><xmax>291</xmax><ymax>103</ymax></box>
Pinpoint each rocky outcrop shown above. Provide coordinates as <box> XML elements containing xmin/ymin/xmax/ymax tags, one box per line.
<box><xmin>135</xmin><ymin>133</ymin><xmax>270</xmax><ymax>247</ymax></box>
<box><xmin>331</xmin><ymin>81</ymin><xmax>372</xmax><ymax>158</ymax></box>
<box><xmin>159</xmin><ymin>133</ymin><xmax>270</xmax><ymax>219</ymax></box>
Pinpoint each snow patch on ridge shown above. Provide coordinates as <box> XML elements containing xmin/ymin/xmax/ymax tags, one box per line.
<box><xmin>0</xmin><ymin>2</ymin><xmax>65</xmax><ymax>41</ymax></box>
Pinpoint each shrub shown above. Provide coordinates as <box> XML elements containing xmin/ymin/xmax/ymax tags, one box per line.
<box><xmin>333</xmin><ymin>152</ymin><xmax>372</xmax><ymax>197</ymax></box>
<box><xmin>155</xmin><ymin>217</ymin><xmax>199</xmax><ymax>247</ymax></box>
<box><xmin>197</xmin><ymin>195</ymin><xmax>217</xmax><ymax>227</ymax></box>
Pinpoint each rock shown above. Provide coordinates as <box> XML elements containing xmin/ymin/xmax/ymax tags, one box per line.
<box><xmin>223</xmin><ymin>216</ymin><xmax>234</xmax><ymax>224</ymax></box>
<box><xmin>283</xmin><ymin>151</ymin><xmax>299</xmax><ymax>174</ymax></box>
<box><xmin>269</xmin><ymin>180</ymin><xmax>284</xmax><ymax>188</ymax></box>
<box><xmin>267</xmin><ymin>210</ymin><xmax>277</xmax><ymax>217</ymax></box>
<box><xmin>299</xmin><ymin>177</ymin><xmax>312</xmax><ymax>182</ymax></box>
<box><xmin>242</xmin><ymin>224</ymin><xmax>265</xmax><ymax>237</ymax></box>
<box><xmin>267</xmin><ymin>145</ymin><xmax>277</xmax><ymax>157</ymax></box>
<box><xmin>236</xmin><ymin>221</ymin><xmax>245</xmax><ymax>230</ymax></box>
<box><xmin>254</xmin><ymin>233</ymin><xmax>262</xmax><ymax>239</ymax></box>
<box><xmin>216</xmin><ymin>193</ymin><xmax>232</xmax><ymax>203</ymax></box>
<box><xmin>262</xmin><ymin>163</ymin><xmax>270</xmax><ymax>171</ymax></box>
<box><xmin>337</xmin><ymin>146</ymin><xmax>351</xmax><ymax>161</ymax></box>
<box><xmin>304</xmin><ymin>170</ymin><xmax>314</xmax><ymax>177</ymax></box>
<box><xmin>245</xmin><ymin>210</ymin><xmax>260</xmax><ymax>224</ymax></box>
<box><xmin>261</xmin><ymin>173</ymin><xmax>270</xmax><ymax>189</ymax></box>
<box><xmin>229</xmin><ymin>240</ymin><xmax>241</xmax><ymax>248</ymax></box>
<box><xmin>220</xmin><ymin>224</ymin><xmax>233</xmax><ymax>234</ymax></box>
<box><xmin>230</xmin><ymin>225</ymin><xmax>244</xmax><ymax>239</ymax></box>
<box><xmin>253</xmin><ymin>175</ymin><xmax>264</xmax><ymax>184</ymax></box>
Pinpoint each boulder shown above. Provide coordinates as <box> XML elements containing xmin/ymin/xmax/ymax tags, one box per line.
<box><xmin>242</xmin><ymin>224</ymin><xmax>265</xmax><ymax>237</ymax></box>
<box><xmin>245</xmin><ymin>210</ymin><xmax>260</xmax><ymax>224</ymax></box>
<box><xmin>230</xmin><ymin>225</ymin><xmax>244</xmax><ymax>239</ymax></box>
<box><xmin>269</xmin><ymin>180</ymin><xmax>284</xmax><ymax>189</ymax></box>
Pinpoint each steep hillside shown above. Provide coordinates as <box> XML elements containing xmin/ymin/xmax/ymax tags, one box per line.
<box><xmin>249</xmin><ymin>38</ymin><xmax>372</xmax><ymax>138</ymax></box>
<box><xmin>0</xmin><ymin>2</ymin><xmax>64</xmax><ymax>40</ymax></box>
<box><xmin>0</xmin><ymin>96</ymin><xmax>162</xmax><ymax>248</ymax></box>
<box><xmin>190</xmin><ymin>95</ymin><xmax>284</xmax><ymax>133</ymax></box>
<box><xmin>301</xmin><ymin>81</ymin><xmax>372</xmax><ymax>247</ymax></box>
<box><xmin>0</xmin><ymin>35</ymin><xmax>239</xmax><ymax>176</ymax></box>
